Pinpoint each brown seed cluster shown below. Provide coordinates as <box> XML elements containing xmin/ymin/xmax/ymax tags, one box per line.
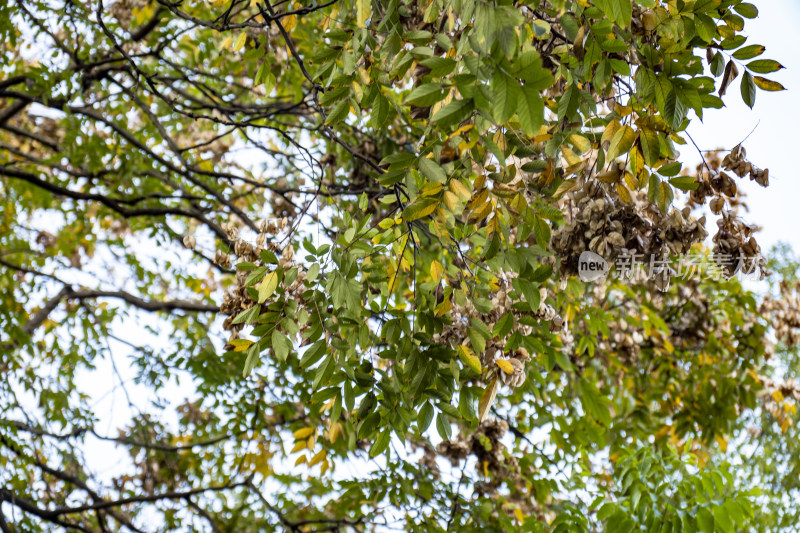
<box><xmin>553</xmin><ymin>181</ymin><xmax>708</xmax><ymax>280</ymax></box>
<box><xmin>108</xmin><ymin>0</ymin><xmax>150</xmax><ymax>30</ymax></box>
<box><xmin>436</xmin><ymin>419</ymin><xmax>518</xmax><ymax>486</ymax></box>
<box><xmin>712</xmin><ymin>212</ymin><xmax>765</xmax><ymax>278</ymax></box>
<box><xmin>217</xmin><ymin>218</ymin><xmax>307</xmax><ymax>337</ymax></box>
<box><xmin>432</xmin><ymin>279</ymin><xmax>564</xmax><ymax>391</ymax></box>
<box><xmin>759</xmin><ymin>280</ymin><xmax>800</xmax><ymax>348</ymax></box>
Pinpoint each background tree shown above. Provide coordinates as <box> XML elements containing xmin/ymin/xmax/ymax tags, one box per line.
<box><xmin>0</xmin><ymin>0</ymin><xmax>796</xmax><ymax>531</ymax></box>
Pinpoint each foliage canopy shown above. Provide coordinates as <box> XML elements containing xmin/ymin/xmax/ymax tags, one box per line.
<box><xmin>0</xmin><ymin>0</ymin><xmax>798</xmax><ymax>531</ymax></box>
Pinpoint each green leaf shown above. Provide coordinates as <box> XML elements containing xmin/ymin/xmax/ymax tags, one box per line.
<box><xmin>418</xmin><ymin>157</ymin><xmax>447</xmax><ymax>183</ymax></box>
<box><xmin>745</xmin><ymin>59</ymin><xmax>784</xmax><ymax>74</ymax></box>
<box><xmin>435</xmin><ymin>412</ymin><xmax>452</xmax><ymax>440</ymax></box>
<box><xmin>639</xmin><ymin>129</ymin><xmax>660</xmax><ymax>167</ymax></box>
<box><xmin>517</xmin><ymin>84</ymin><xmax>544</xmax><ymax>137</ymax></box>
<box><xmin>306</xmin><ymin>263</ymin><xmax>320</xmax><ymax>282</ymax></box>
<box><xmin>325</xmin><ymin>99</ymin><xmax>350</xmax><ymax>125</ymax></box>
<box><xmin>232</xmin><ymin>304</ymin><xmax>260</xmax><ymax>325</ymax></box>
<box><xmin>669</xmin><ymin>176</ymin><xmax>699</xmax><ymax>191</ymax></box>
<box><xmin>658</xmin><ymin>161</ymin><xmax>682</xmax><ymax>177</ymax></box>
<box><xmin>405</xmin><ymin>83</ymin><xmax>444</xmax><ymax>106</ymax></box>
<box><xmin>741</xmin><ymin>71</ymin><xmax>756</xmax><ymax>109</ymax></box>
<box><xmin>369</xmin><ymin>429</ymin><xmax>391</xmax><ymax>457</ymax></box>
<box><xmin>492</xmin><ymin>313</ymin><xmax>514</xmax><ymax>339</ymax></box>
<box><xmin>272</xmin><ymin>329</ymin><xmax>291</xmax><ymax>362</ymax></box>
<box><xmin>697</xmin><ymin>507</ymin><xmax>714</xmax><ymax>533</ymax></box>
<box><xmin>533</xmin><ymin>216</ymin><xmax>551</xmax><ymax>248</ymax></box>
<box><xmin>732</xmin><ymin>44</ymin><xmax>765</xmax><ymax>60</ymax></box>
<box><xmin>518</xmin><ymin>278</ymin><xmax>541</xmax><ymax>311</ymax></box>
<box><xmin>299</xmin><ymin>340</ymin><xmax>326</xmax><ymax>368</ymax></box>
<box><xmin>417</xmin><ymin>402</ymin><xmax>434</xmax><ymax>432</ymax></box>
<box><xmin>491</xmin><ymin>72</ymin><xmax>521</xmax><ymax>123</ymax></box>
<box><xmin>734</xmin><ymin>2</ymin><xmax>758</xmax><ymax>18</ymax></box>
<box><xmin>402</xmin><ymin>196</ymin><xmax>439</xmax><ymax>221</ymax></box>
<box><xmin>710</xmin><ymin>52</ymin><xmax>725</xmax><ymax>77</ymax></box>
<box><xmin>713</xmin><ymin>505</ymin><xmax>734</xmax><ymax>533</ymax></box>
<box><xmin>430</xmin><ymin>99</ymin><xmax>473</xmax><ymax>128</ymax></box>
<box><xmin>557</xmin><ymin>83</ymin><xmax>580</xmax><ymax>123</ymax></box>
<box><xmin>578</xmin><ymin>377</ymin><xmax>611</xmax><ymax>427</ymax></box>
<box><xmin>664</xmin><ymin>90</ymin><xmax>687</xmax><ymax>130</ymax></box>
<box><xmin>242</xmin><ymin>344</ymin><xmax>260</xmax><ymax>377</ymax></box>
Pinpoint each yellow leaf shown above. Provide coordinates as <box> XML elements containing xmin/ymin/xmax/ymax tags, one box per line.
<box><xmin>258</xmin><ymin>271</ymin><xmax>279</xmax><ymax>303</ymax></box>
<box><xmin>449</xmin><ymin>179</ymin><xmax>471</xmax><ymax>200</ymax></box>
<box><xmin>293</xmin><ymin>427</ymin><xmax>315</xmax><ymax>439</ymax></box>
<box><xmin>615</xmin><ymin>103</ymin><xmax>633</xmax><ymax>117</ymax></box>
<box><xmin>442</xmin><ymin>190</ymin><xmax>459</xmax><ymax>212</ymax></box>
<box><xmin>434</xmin><ymin>295</ymin><xmax>451</xmax><ymax>317</ymax></box>
<box><xmin>478</xmin><ymin>379</ymin><xmax>499</xmax><ymax>422</ymax></box>
<box><xmin>513</xmin><ymin>508</ymin><xmax>525</xmax><ymax>523</ymax></box>
<box><xmin>753</xmin><ymin>76</ymin><xmax>786</xmax><ymax>92</ymax></box>
<box><xmin>601</xmin><ymin>119</ymin><xmax>621</xmax><ymax>148</ymax></box>
<box><xmin>295</xmin><ymin>454</ymin><xmax>307</xmax><ymax>466</ymax></box>
<box><xmin>328</xmin><ymin>421</ymin><xmax>341</xmax><ymax>443</ymax></box>
<box><xmin>569</xmin><ymin>134</ymin><xmax>592</xmax><ymax>154</ymax></box>
<box><xmin>772</xmin><ymin>390</ymin><xmax>785</xmax><ymax>404</ymax></box>
<box><xmin>533</xmin><ymin>124</ymin><xmax>552</xmax><ymax>142</ymax></box>
<box><xmin>218</xmin><ymin>35</ymin><xmax>233</xmax><ymax>51</ymax></box>
<box><xmin>282</xmin><ymin>14</ymin><xmax>297</xmax><ymax>32</ymax></box>
<box><xmin>402</xmin><ymin>197</ymin><xmax>440</xmax><ymax>221</ymax></box>
<box><xmin>606</xmin><ymin>125</ymin><xmax>637</xmax><ymax>161</ymax></box>
<box><xmin>228</xmin><ymin>339</ymin><xmax>253</xmax><ymax>352</ymax></box>
<box><xmin>232</xmin><ymin>32</ymin><xmax>247</xmax><ymax>52</ymax></box>
<box><xmin>308</xmin><ymin>449</ymin><xmax>327</xmax><ymax>467</ymax></box>
<box><xmin>492</xmin><ymin>130</ymin><xmax>507</xmax><ymax>152</ymax></box>
<box><xmin>451</xmin><ymin>123</ymin><xmax>474</xmax><ymax>137</ymax></box>
<box><xmin>420</xmin><ymin>182</ymin><xmax>443</xmax><ymax>197</ymax></box>
<box><xmin>495</xmin><ymin>359</ymin><xmax>515</xmax><ymax>374</ymax></box>
<box><xmin>356</xmin><ymin>0</ymin><xmax>370</xmax><ymax>26</ymax></box>
<box><xmin>616</xmin><ymin>183</ymin><xmax>632</xmax><ymax>204</ymax></box>
<box><xmin>290</xmin><ymin>441</ymin><xmax>306</xmax><ymax>453</ymax></box>
<box><xmin>307</xmin><ymin>434</ymin><xmax>316</xmax><ymax>450</ymax></box>
<box><xmin>458</xmin><ymin>345</ymin><xmax>482</xmax><ymax>374</ymax></box>
<box><xmin>430</xmin><ymin>260</ymin><xmax>444</xmax><ymax>283</ymax></box>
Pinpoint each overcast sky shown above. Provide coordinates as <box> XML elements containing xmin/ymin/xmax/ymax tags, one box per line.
<box><xmin>686</xmin><ymin>0</ymin><xmax>799</xmax><ymax>254</ymax></box>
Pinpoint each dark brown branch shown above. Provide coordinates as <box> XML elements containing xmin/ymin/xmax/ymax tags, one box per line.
<box><xmin>0</xmin><ymin>99</ymin><xmax>29</xmax><ymax>126</ymax></box>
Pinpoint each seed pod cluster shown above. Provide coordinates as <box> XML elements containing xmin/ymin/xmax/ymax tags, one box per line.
<box><xmin>436</xmin><ymin>419</ymin><xmax>519</xmax><ymax>492</ymax></box>
<box><xmin>218</xmin><ymin>218</ymin><xmax>308</xmax><ymax>337</ymax></box>
<box><xmin>712</xmin><ymin>212</ymin><xmax>765</xmax><ymax>278</ymax></box>
<box><xmin>431</xmin><ymin>277</ymin><xmax>565</xmax><ymax>392</ymax></box>
<box><xmin>553</xmin><ymin>181</ymin><xmax>708</xmax><ymax>282</ymax></box>
<box><xmin>759</xmin><ymin>280</ymin><xmax>800</xmax><ymax>348</ymax></box>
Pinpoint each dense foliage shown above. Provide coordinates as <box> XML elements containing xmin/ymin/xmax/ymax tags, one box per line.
<box><xmin>0</xmin><ymin>0</ymin><xmax>797</xmax><ymax>531</ymax></box>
